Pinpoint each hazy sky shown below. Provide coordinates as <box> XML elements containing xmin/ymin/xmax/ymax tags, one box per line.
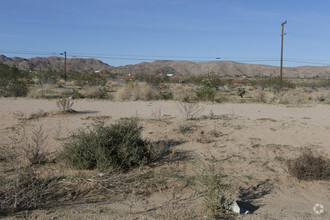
<box><xmin>1</xmin><ymin>0</ymin><xmax>330</xmax><ymax>67</ymax></box>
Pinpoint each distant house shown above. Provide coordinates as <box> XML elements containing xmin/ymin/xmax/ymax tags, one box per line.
<box><xmin>166</xmin><ymin>73</ymin><xmax>174</xmax><ymax>77</ymax></box>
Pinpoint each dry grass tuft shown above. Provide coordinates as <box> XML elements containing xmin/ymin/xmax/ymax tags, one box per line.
<box><xmin>115</xmin><ymin>82</ymin><xmax>158</xmax><ymax>101</ymax></box>
<box><xmin>279</xmin><ymin>89</ymin><xmax>306</xmax><ymax>104</ymax></box>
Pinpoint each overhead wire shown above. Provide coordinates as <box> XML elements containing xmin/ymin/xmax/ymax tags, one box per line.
<box><xmin>1</xmin><ymin>49</ymin><xmax>330</xmax><ymax>65</ymax></box>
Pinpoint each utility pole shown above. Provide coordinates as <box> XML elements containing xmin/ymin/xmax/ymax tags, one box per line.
<box><xmin>280</xmin><ymin>21</ymin><xmax>287</xmax><ymax>80</ymax></box>
<box><xmin>60</xmin><ymin>51</ymin><xmax>67</xmax><ymax>82</ymax></box>
<box><xmin>64</xmin><ymin>51</ymin><xmax>67</xmax><ymax>82</ymax></box>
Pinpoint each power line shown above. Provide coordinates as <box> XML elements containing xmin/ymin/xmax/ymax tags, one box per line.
<box><xmin>1</xmin><ymin>49</ymin><xmax>330</xmax><ymax>65</ymax></box>
<box><xmin>284</xmin><ymin>59</ymin><xmax>330</xmax><ymax>66</ymax></box>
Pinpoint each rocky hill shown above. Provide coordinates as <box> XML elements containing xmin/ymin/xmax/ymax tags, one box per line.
<box><xmin>0</xmin><ymin>55</ymin><xmax>114</xmax><ymax>72</ymax></box>
<box><xmin>1</xmin><ymin>55</ymin><xmax>330</xmax><ymax>78</ymax></box>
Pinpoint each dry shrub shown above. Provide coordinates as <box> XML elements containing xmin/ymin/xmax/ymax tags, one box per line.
<box><xmin>83</xmin><ymin>85</ymin><xmax>110</xmax><ymax>99</ymax></box>
<box><xmin>0</xmin><ymin>166</ymin><xmax>59</xmax><ymax>215</ymax></box>
<box><xmin>56</xmin><ymin>97</ymin><xmax>74</xmax><ymax>113</ymax></box>
<box><xmin>254</xmin><ymin>91</ymin><xmax>267</xmax><ymax>103</ymax></box>
<box><xmin>172</xmin><ymin>84</ymin><xmax>198</xmax><ymax>101</ymax></box>
<box><xmin>0</xmin><ymin>126</ymin><xmax>59</xmax><ymax>215</ymax></box>
<box><xmin>310</xmin><ymin>90</ymin><xmax>330</xmax><ymax>103</ymax></box>
<box><xmin>10</xmin><ymin>125</ymin><xmax>50</xmax><ymax>166</ymax></box>
<box><xmin>178</xmin><ymin>122</ymin><xmax>196</xmax><ymax>134</ymax></box>
<box><xmin>177</xmin><ymin>102</ymin><xmax>205</xmax><ymax>120</ymax></box>
<box><xmin>199</xmin><ymin>164</ymin><xmax>234</xmax><ymax>218</ymax></box>
<box><xmin>115</xmin><ymin>82</ymin><xmax>158</xmax><ymax>101</ymax></box>
<box><xmin>265</xmin><ymin>92</ymin><xmax>278</xmax><ymax>103</ymax></box>
<box><xmin>254</xmin><ymin>91</ymin><xmax>278</xmax><ymax>103</ymax></box>
<box><xmin>279</xmin><ymin>89</ymin><xmax>306</xmax><ymax>104</ymax></box>
<box><xmin>150</xmin><ymin>107</ymin><xmax>168</xmax><ymax>121</ymax></box>
<box><xmin>27</xmin><ymin>88</ymin><xmax>46</xmax><ymax>99</ymax></box>
<box><xmin>287</xmin><ymin>150</ymin><xmax>330</xmax><ymax>181</ymax></box>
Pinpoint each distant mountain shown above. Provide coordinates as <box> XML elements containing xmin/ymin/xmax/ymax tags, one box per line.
<box><xmin>1</xmin><ymin>55</ymin><xmax>329</xmax><ymax>78</ymax></box>
<box><xmin>113</xmin><ymin>60</ymin><xmax>330</xmax><ymax>78</ymax></box>
<box><xmin>0</xmin><ymin>55</ymin><xmax>114</xmax><ymax>72</ymax></box>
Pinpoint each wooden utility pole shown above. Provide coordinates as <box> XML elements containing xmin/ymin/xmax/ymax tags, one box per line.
<box><xmin>64</xmin><ymin>51</ymin><xmax>67</xmax><ymax>82</ymax></box>
<box><xmin>60</xmin><ymin>51</ymin><xmax>67</xmax><ymax>81</ymax></box>
<box><xmin>280</xmin><ymin>21</ymin><xmax>287</xmax><ymax>80</ymax></box>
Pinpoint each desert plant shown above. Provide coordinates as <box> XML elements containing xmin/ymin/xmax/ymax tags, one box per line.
<box><xmin>279</xmin><ymin>89</ymin><xmax>306</xmax><ymax>104</ymax></box>
<box><xmin>199</xmin><ymin>164</ymin><xmax>234</xmax><ymax>217</ymax></box>
<box><xmin>177</xmin><ymin>102</ymin><xmax>205</xmax><ymax>120</ymax></box>
<box><xmin>66</xmin><ymin>71</ymin><xmax>106</xmax><ymax>86</ymax></box>
<box><xmin>237</xmin><ymin>87</ymin><xmax>246</xmax><ymax>98</ymax></box>
<box><xmin>150</xmin><ymin>107</ymin><xmax>167</xmax><ymax>121</ymax></box>
<box><xmin>201</xmin><ymin>72</ymin><xmax>223</xmax><ymax>90</ymax></box>
<box><xmin>196</xmin><ymin>87</ymin><xmax>215</xmax><ymax>101</ymax></box>
<box><xmin>9</xmin><ymin>125</ymin><xmax>49</xmax><ymax>165</ymax></box>
<box><xmin>56</xmin><ymin>97</ymin><xmax>74</xmax><ymax>113</ymax></box>
<box><xmin>115</xmin><ymin>82</ymin><xmax>158</xmax><ymax>101</ymax></box>
<box><xmin>0</xmin><ymin>167</ymin><xmax>56</xmax><ymax>216</ymax></box>
<box><xmin>61</xmin><ymin>118</ymin><xmax>153</xmax><ymax>171</ymax></box>
<box><xmin>72</xmin><ymin>88</ymin><xmax>85</xmax><ymax>99</ymax></box>
<box><xmin>251</xmin><ymin>76</ymin><xmax>295</xmax><ymax>90</ymax></box>
<box><xmin>0</xmin><ymin>63</ymin><xmax>29</xmax><ymax>97</ymax></box>
<box><xmin>178</xmin><ymin>123</ymin><xmax>195</xmax><ymax>134</ymax></box>
<box><xmin>23</xmin><ymin>126</ymin><xmax>48</xmax><ymax>165</ymax></box>
<box><xmin>1</xmin><ymin>125</ymin><xmax>58</xmax><ymax>215</ymax></box>
<box><xmin>253</xmin><ymin>91</ymin><xmax>267</xmax><ymax>103</ymax></box>
<box><xmin>159</xmin><ymin>90</ymin><xmax>173</xmax><ymax>100</ymax></box>
<box><xmin>0</xmin><ymin>166</ymin><xmax>58</xmax><ymax>215</ymax></box>
<box><xmin>287</xmin><ymin>150</ymin><xmax>330</xmax><ymax>181</ymax></box>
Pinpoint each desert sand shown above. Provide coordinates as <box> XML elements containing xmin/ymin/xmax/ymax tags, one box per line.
<box><xmin>0</xmin><ymin>98</ymin><xmax>329</xmax><ymax>219</ymax></box>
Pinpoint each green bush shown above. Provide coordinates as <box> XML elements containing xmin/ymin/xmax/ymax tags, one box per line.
<box><xmin>196</xmin><ymin>88</ymin><xmax>215</xmax><ymax>101</ymax></box>
<box><xmin>201</xmin><ymin>72</ymin><xmax>223</xmax><ymax>90</ymax></box>
<box><xmin>61</xmin><ymin>118</ymin><xmax>153</xmax><ymax>171</ymax></box>
<box><xmin>0</xmin><ymin>63</ymin><xmax>29</xmax><ymax>97</ymax></box>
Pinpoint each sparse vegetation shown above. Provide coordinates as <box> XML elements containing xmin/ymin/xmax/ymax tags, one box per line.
<box><xmin>115</xmin><ymin>81</ymin><xmax>158</xmax><ymax>101</ymax></box>
<box><xmin>287</xmin><ymin>150</ymin><xmax>330</xmax><ymax>181</ymax></box>
<box><xmin>0</xmin><ymin>63</ymin><xmax>29</xmax><ymax>97</ymax></box>
<box><xmin>10</xmin><ymin>125</ymin><xmax>49</xmax><ymax>165</ymax></box>
<box><xmin>0</xmin><ymin>166</ymin><xmax>59</xmax><ymax>215</ymax></box>
<box><xmin>150</xmin><ymin>107</ymin><xmax>168</xmax><ymax>121</ymax></box>
<box><xmin>178</xmin><ymin>122</ymin><xmax>196</xmax><ymax>134</ymax></box>
<box><xmin>56</xmin><ymin>97</ymin><xmax>74</xmax><ymax>113</ymax></box>
<box><xmin>237</xmin><ymin>87</ymin><xmax>246</xmax><ymax>98</ymax></box>
<box><xmin>251</xmin><ymin>76</ymin><xmax>295</xmax><ymax>90</ymax></box>
<box><xmin>0</xmin><ymin>125</ymin><xmax>59</xmax><ymax>215</ymax></box>
<box><xmin>177</xmin><ymin>101</ymin><xmax>205</xmax><ymax>120</ymax></box>
<box><xmin>199</xmin><ymin>164</ymin><xmax>234</xmax><ymax>218</ymax></box>
<box><xmin>1</xmin><ymin>58</ymin><xmax>330</xmax><ymax>218</ymax></box>
<box><xmin>196</xmin><ymin>87</ymin><xmax>215</xmax><ymax>101</ymax></box>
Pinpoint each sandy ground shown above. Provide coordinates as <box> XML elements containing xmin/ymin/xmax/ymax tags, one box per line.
<box><xmin>0</xmin><ymin>98</ymin><xmax>329</xmax><ymax>219</ymax></box>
